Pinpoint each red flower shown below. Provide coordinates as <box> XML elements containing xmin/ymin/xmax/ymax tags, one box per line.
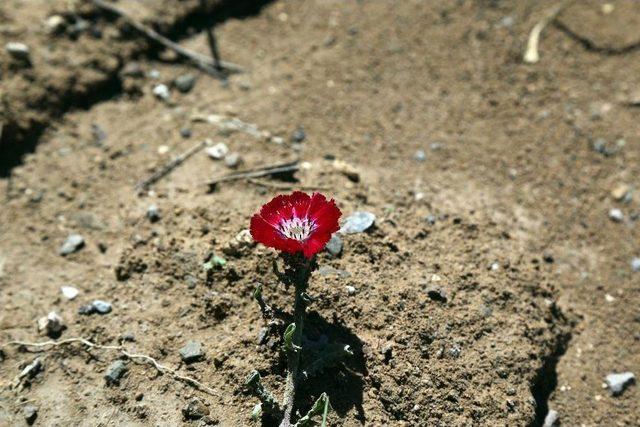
<box><xmin>250</xmin><ymin>192</ymin><xmax>342</xmax><ymax>259</ymax></box>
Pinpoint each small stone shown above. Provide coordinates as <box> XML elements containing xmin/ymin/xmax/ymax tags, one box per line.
<box><xmin>157</xmin><ymin>145</ymin><xmax>170</xmax><ymax>155</ymax></box>
<box><xmin>179</xmin><ymin>127</ymin><xmax>192</xmax><ymax>138</ymax></box>
<box><xmin>224</xmin><ymin>152</ymin><xmax>242</xmax><ymax>169</ymax></box>
<box><xmin>381</xmin><ymin>343</ymin><xmax>393</xmax><ymax>362</ymax></box>
<box><xmin>499</xmin><ymin>15</ymin><xmax>515</xmax><ymax>28</ymax></box>
<box><xmin>426</xmin><ymin>286</ymin><xmax>447</xmax><ymax>302</ymax></box>
<box><xmin>332</xmin><ymin>160</ymin><xmax>360</xmax><ymax>182</ymax></box>
<box><xmin>291</xmin><ymin>127</ymin><xmax>306</xmax><ymax>143</ymax></box>
<box><xmin>179</xmin><ymin>341</ymin><xmax>204</xmax><ymax>363</ymax></box>
<box><xmin>5</xmin><ymin>42</ymin><xmax>30</xmax><ymax>60</ymax></box>
<box><xmin>148</xmin><ymin>69</ymin><xmax>161</xmax><ymax>79</ymax></box>
<box><xmin>46</xmin><ymin>15</ymin><xmax>66</xmax><ymax>34</ymax></box>
<box><xmin>611</xmin><ymin>184</ymin><xmax>630</xmax><ymax>201</ymax></box>
<box><xmin>340</xmin><ymin>212</ymin><xmax>375</xmax><ymax>234</ymax></box>
<box><xmin>605</xmin><ymin>293</ymin><xmax>615</xmax><ymax>303</ymax></box>
<box><xmin>22</xmin><ymin>405</ymin><xmax>38</xmax><ymax>425</ymax></box>
<box><xmin>19</xmin><ymin>358</ymin><xmax>42</xmax><ymax>380</ymax></box>
<box><xmin>152</xmin><ymin>84</ymin><xmax>170</xmax><ymax>101</ymax></box>
<box><xmin>173</xmin><ymin>74</ymin><xmax>196</xmax><ymax>93</ymax></box>
<box><xmin>174</xmin><ymin>73</ymin><xmax>196</xmax><ymax>93</ymax></box>
<box><xmin>449</xmin><ymin>345</ymin><xmax>461</xmax><ymax>358</ymax></box>
<box><xmin>78</xmin><ymin>304</ymin><xmax>96</xmax><ymax>315</ymax></box>
<box><xmin>92</xmin><ymin>300</ymin><xmax>112</xmax><ymax>314</ymax></box>
<box><xmin>146</xmin><ymin>204</ymin><xmax>160</xmax><ymax>223</ymax></box>
<box><xmin>59</xmin><ymin>234</ymin><xmax>85</xmax><ymax>256</ymax></box>
<box><xmin>489</xmin><ymin>262</ymin><xmax>500</xmax><ymax>271</ymax></box>
<box><xmin>430</xmin><ymin>142</ymin><xmax>443</xmax><ymax>151</ymax></box>
<box><xmin>413</xmin><ymin>150</ymin><xmax>426</xmax><ymax>162</ymax></box>
<box><xmin>325</xmin><ymin>234</ymin><xmax>343</xmax><ymax>256</ymax></box>
<box><xmin>425</xmin><ymin>214</ymin><xmax>437</xmax><ymax>225</ymax></box>
<box><xmin>61</xmin><ymin>286</ymin><xmax>79</xmax><ymax>300</ymax></box>
<box><xmin>543</xmin><ymin>409</ymin><xmax>559</xmax><ymax>427</ymax></box>
<box><xmin>317</xmin><ymin>266</ymin><xmax>350</xmax><ymax>278</ymax></box>
<box><xmin>222</xmin><ymin>229</ymin><xmax>255</xmax><ymax>256</ymax></box>
<box><xmin>104</xmin><ymin>360</ymin><xmax>128</xmax><ymax>385</ymax></box>
<box><xmin>257</xmin><ymin>327</ymin><xmax>269</xmax><ymax>345</ymax></box>
<box><xmin>605</xmin><ymin>372</ymin><xmax>635</xmax><ymax>396</ymax></box>
<box><xmin>346</xmin><ymin>285</ymin><xmax>356</xmax><ymax>296</ymax></box>
<box><xmin>609</xmin><ymin>208</ymin><xmax>624</xmax><ymax>222</ymax></box>
<box><xmin>182</xmin><ymin>398</ymin><xmax>209</xmax><ymax>420</ymax></box>
<box><xmin>37</xmin><ymin>311</ymin><xmax>65</xmax><ymax>337</ymax></box>
<box><xmin>206</xmin><ymin>143</ymin><xmax>229</xmax><ymax>160</ymax></box>
<box><xmin>632</xmin><ymin>257</ymin><xmax>640</xmax><ymax>272</ymax></box>
<box><xmin>121</xmin><ymin>62</ymin><xmax>144</xmax><ymax>78</ymax></box>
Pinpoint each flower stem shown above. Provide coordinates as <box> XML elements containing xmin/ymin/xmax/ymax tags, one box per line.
<box><xmin>279</xmin><ymin>255</ymin><xmax>313</xmax><ymax>427</ymax></box>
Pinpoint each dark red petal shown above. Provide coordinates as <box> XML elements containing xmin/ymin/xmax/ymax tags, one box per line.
<box><xmin>250</xmin><ymin>214</ymin><xmax>283</xmax><ymax>246</ymax></box>
<box><xmin>308</xmin><ymin>197</ymin><xmax>341</xmax><ymax>235</ymax></box>
<box><xmin>259</xmin><ymin>192</ymin><xmax>311</xmax><ymax>225</ymax></box>
<box><xmin>302</xmin><ymin>231</ymin><xmax>333</xmax><ymax>258</ymax></box>
<box><xmin>250</xmin><ymin>213</ymin><xmax>304</xmax><ymax>254</ymax></box>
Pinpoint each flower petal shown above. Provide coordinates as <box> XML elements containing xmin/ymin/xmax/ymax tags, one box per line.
<box><xmin>250</xmin><ymin>214</ymin><xmax>304</xmax><ymax>253</ymax></box>
<box><xmin>259</xmin><ymin>191</ymin><xmax>311</xmax><ymax>226</ymax></box>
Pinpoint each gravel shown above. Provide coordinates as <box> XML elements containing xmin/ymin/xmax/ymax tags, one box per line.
<box><xmin>104</xmin><ymin>360</ymin><xmax>128</xmax><ymax>385</ymax></box>
<box><xmin>346</xmin><ymin>285</ymin><xmax>357</xmax><ymax>296</ymax></box>
<box><xmin>609</xmin><ymin>208</ymin><xmax>624</xmax><ymax>222</ymax></box>
<box><xmin>413</xmin><ymin>149</ymin><xmax>426</xmax><ymax>161</ymax></box>
<box><xmin>60</xmin><ymin>286</ymin><xmax>79</xmax><ymax>300</ymax></box>
<box><xmin>22</xmin><ymin>405</ymin><xmax>38</xmax><ymax>425</ymax></box>
<box><xmin>174</xmin><ymin>73</ymin><xmax>196</xmax><ymax>93</ymax></box>
<box><xmin>152</xmin><ymin>84</ymin><xmax>170</xmax><ymax>101</ymax></box>
<box><xmin>59</xmin><ymin>234</ymin><xmax>85</xmax><ymax>256</ymax></box>
<box><xmin>182</xmin><ymin>398</ymin><xmax>210</xmax><ymax>420</ymax></box>
<box><xmin>606</xmin><ymin>372</ymin><xmax>635</xmax><ymax>396</ymax></box>
<box><xmin>146</xmin><ymin>204</ymin><xmax>160</xmax><ymax>223</ymax></box>
<box><xmin>206</xmin><ymin>143</ymin><xmax>229</xmax><ymax>160</ymax></box>
<box><xmin>179</xmin><ymin>341</ymin><xmax>204</xmax><ymax>363</ymax></box>
<box><xmin>340</xmin><ymin>211</ymin><xmax>376</xmax><ymax>234</ymax></box>
<box><xmin>426</xmin><ymin>286</ymin><xmax>448</xmax><ymax>302</ymax></box>
<box><xmin>224</xmin><ymin>152</ymin><xmax>242</xmax><ymax>168</ymax></box>
<box><xmin>291</xmin><ymin>126</ymin><xmax>306</xmax><ymax>143</ymax></box>
<box><xmin>325</xmin><ymin>234</ymin><xmax>343</xmax><ymax>256</ymax></box>
<box><xmin>37</xmin><ymin>312</ymin><xmax>65</xmax><ymax>337</ymax></box>
<box><xmin>5</xmin><ymin>42</ymin><xmax>30</xmax><ymax>60</ymax></box>
<box><xmin>79</xmin><ymin>300</ymin><xmax>112</xmax><ymax>315</ymax></box>
<box><xmin>631</xmin><ymin>257</ymin><xmax>640</xmax><ymax>272</ymax></box>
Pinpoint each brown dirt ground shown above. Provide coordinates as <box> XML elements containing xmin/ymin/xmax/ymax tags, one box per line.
<box><xmin>1</xmin><ymin>0</ymin><xmax>639</xmax><ymax>426</ymax></box>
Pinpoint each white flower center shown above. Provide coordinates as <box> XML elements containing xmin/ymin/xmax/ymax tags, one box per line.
<box><xmin>279</xmin><ymin>217</ymin><xmax>315</xmax><ymax>241</ymax></box>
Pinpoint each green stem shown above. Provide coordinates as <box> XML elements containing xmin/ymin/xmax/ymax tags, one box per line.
<box><xmin>279</xmin><ymin>255</ymin><xmax>312</xmax><ymax>427</ymax></box>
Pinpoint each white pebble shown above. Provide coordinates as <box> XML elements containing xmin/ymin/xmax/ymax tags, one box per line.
<box><xmin>206</xmin><ymin>143</ymin><xmax>229</xmax><ymax>160</ymax></box>
<box><xmin>61</xmin><ymin>286</ymin><xmax>79</xmax><ymax>300</ymax></box>
<box><xmin>152</xmin><ymin>84</ymin><xmax>170</xmax><ymax>101</ymax></box>
<box><xmin>608</xmin><ymin>208</ymin><xmax>624</xmax><ymax>222</ymax></box>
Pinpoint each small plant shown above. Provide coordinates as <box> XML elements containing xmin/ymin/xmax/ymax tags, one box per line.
<box><xmin>245</xmin><ymin>192</ymin><xmax>350</xmax><ymax>427</ymax></box>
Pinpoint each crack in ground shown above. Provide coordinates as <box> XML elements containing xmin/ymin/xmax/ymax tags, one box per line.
<box><xmin>0</xmin><ymin>0</ymin><xmax>275</xmax><ymax>177</ymax></box>
<box><xmin>529</xmin><ymin>305</ymin><xmax>575</xmax><ymax>427</ymax></box>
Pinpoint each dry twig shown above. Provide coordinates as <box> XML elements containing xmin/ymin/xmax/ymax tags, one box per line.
<box><xmin>135</xmin><ymin>139</ymin><xmax>209</xmax><ymax>194</ymax></box>
<box><xmin>207</xmin><ymin>160</ymin><xmax>300</xmax><ymax>189</ymax></box>
<box><xmin>523</xmin><ymin>0</ymin><xmax>574</xmax><ymax>64</ymax></box>
<box><xmin>90</xmin><ymin>0</ymin><xmax>243</xmax><ymax>77</ymax></box>
<box><xmin>2</xmin><ymin>337</ymin><xmax>221</xmax><ymax>397</ymax></box>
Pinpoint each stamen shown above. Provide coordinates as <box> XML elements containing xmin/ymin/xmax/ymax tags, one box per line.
<box><xmin>279</xmin><ymin>216</ymin><xmax>315</xmax><ymax>241</ymax></box>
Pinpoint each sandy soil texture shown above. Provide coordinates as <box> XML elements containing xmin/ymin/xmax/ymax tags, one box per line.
<box><xmin>1</xmin><ymin>1</ymin><xmax>639</xmax><ymax>426</ymax></box>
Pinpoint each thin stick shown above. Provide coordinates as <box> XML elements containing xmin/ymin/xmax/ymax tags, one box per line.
<box><xmin>90</xmin><ymin>0</ymin><xmax>243</xmax><ymax>76</ymax></box>
<box><xmin>247</xmin><ymin>178</ymin><xmax>328</xmax><ymax>192</ymax></box>
<box><xmin>207</xmin><ymin>161</ymin><xmax>299</xmax><ymax>187</ymax></box>
<box><xmin>2</xmin><ymin>338</ymin><xmax>221</xmax><ymax>397</ymax></box>
<box><xmin>136</xmin><ymin>140</ymin><xmax>209</xmax><ymax>194</ymax></box>
<box><xmin>199</xmin><ymin>0</ymin><xmax>222</xmax><ymax>70</ymax></box>
<box><xmin>523</xmin><ymin>0</ymin><xmax>573</xmax><ymax>64</ymax></box>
